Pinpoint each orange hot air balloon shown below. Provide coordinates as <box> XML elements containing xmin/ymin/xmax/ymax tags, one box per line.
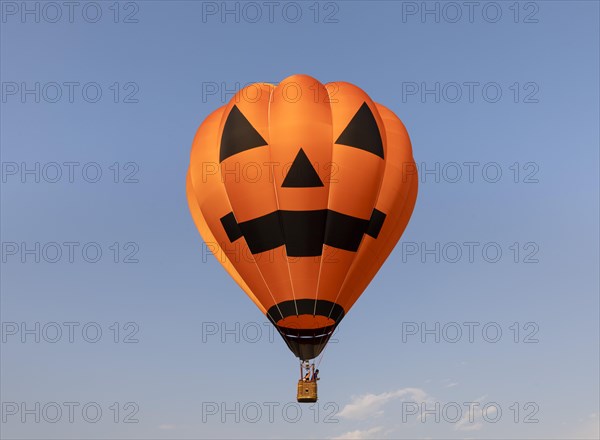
<box><xmin>187</xmin><ymin>74</ymin><xmax>418</xmax><ymax>366</ymax></box>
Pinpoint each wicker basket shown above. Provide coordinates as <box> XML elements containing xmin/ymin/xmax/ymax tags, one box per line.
<box><xmin>297</xmin><ymin>380</ymin><xmax>318</xmax><ymax>403</ymax></box>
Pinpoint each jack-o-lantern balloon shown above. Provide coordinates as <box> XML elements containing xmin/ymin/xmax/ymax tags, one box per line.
<box><xmin>187</xmin><ymin>74</ymin><xmax>418</xmax><ymax>361</ymax></box>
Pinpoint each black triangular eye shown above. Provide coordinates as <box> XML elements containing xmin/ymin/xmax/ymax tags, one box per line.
<box><xmin>335</xmin><ymin>102</ymin><xmax>384</xmax><ymax>158</ymax></box>
<box><xmin>282</xmin><ymin>149</ymin><xmax>324</xmax><ymax>188</ymax></box>
<box><xmin>220</xmin><ymin>105</ymin><xmax>268</xmax><ymax>162</ymax></box>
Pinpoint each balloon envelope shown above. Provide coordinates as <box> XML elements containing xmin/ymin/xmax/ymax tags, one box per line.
<box><xmin>187</xmin><ymin>74</ymin><xmax>418</xmax><ymax>360</ymax></box>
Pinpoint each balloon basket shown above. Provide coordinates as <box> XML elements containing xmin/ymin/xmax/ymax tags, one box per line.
<box><xmin>297</xmin><ymin>380</ymin><xmax>318</xmax><ymax>403</ymax></box>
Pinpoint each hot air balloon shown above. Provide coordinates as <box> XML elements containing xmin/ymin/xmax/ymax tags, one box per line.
<box><xmin>186</xmin><ymin>74</ymin><xmax>418</xmax><ymax>402</ymax></box>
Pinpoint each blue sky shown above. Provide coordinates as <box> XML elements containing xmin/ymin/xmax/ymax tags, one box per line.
<box><xmin>1</xmin><ymin>1</ymin><xmax>599</xmax><ymax>438</ymax></box>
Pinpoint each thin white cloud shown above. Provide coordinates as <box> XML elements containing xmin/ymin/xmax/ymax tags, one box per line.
<box><xmin>338</xmin><ymin>387</ymin><xmax>428</xmax><ymax>420</ymax></box>
<box><xmin>454</xmin><ymin>396</ymin><xmax>492</xmax><ymax>432</ymax></box>
<box><xmin>455</xmin><ymin>421</ymin><xmax>483</xmax><ymax>432</ymax></box>
<box><xmin>331</xmin><ymin>426</ymin><xmax>384</xmax><ymax>439</ymax></box>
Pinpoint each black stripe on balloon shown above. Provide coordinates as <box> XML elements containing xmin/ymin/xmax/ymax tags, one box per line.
<box><xmin>219</xmin><ymin>105</ymin><xmax>268</xmax><ymax>162</ymax></box>
<box><xmin>220</xmin><ymin>208</ymin><xmax>386</xmax><ymax>256</ymax></box>
<box><xmin>280</xmin><ymin>210</ymin><xmax>327</xmax><ymax>256</ymax></box>
<box><xmin>238</xmin><ymin>211</ymin><xmax>285</xmax><ymax>254</ymax></box>
<box><xmin>335</xmin><ymin>102</ymin><xmax>384</xmax><ymax>159</ymax></box>
<box><xmin>324</xmin><ymin>210</ymin><xmax>369</xmax><ymax>252</ymax></box>
<box><xmin>366</xmin><ymin>208</ymin><xmax>386</xmax><ymax>239</ymax></box>
<box><xmin>220</xmin><ymin>212</ymin><xmax>243</xmax><ymax>242</ymax></box>
<box><xmin>266</xmin><ymin>299</ymin><xmax>345</xmax><ymax>325</ymax></box>
<box><xmin>278</xmin><ymin>324</ymin><xmax>336</xmax><ymax>340</ymax></box>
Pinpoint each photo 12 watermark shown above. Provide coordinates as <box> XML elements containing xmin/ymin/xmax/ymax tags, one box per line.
<box><xmin>1</xmin><ymin>81</ymin><xmax>140</xmax><ymax>104</ymax></box>
<box><xmin>401</xmin><ymin>241</ymin><xmax>540</xmax><ymax>264</ymax></box>
<box><xmin>200</xmin><ymin>1</ymin><xmax>340</xmax><ymax>24</ymax></box>
<box><xmin>399</xmin><ymin>1</ymin><xmax>540</xmax><ymax>24</ymax></box>
<box><xmin>401</xmin><ymin>321</ymin><xmax>540</xmax><ymax>344</ymax></box>
<box><xmin>1</xmin><ymin>401</ymin><xmax>139</xmax><ymax>424</ymax></box>
<box><xmin>201</xmin><ymin>401</ymin><xmax>339</xmax><ymax>423</ymax></box>
<box><xmin>401</xmin><ymin>81</ymin><xmax>540</xmax><ymax>104</ymax></box>
<box><xmin>1</xmin><ymin>1</ymin><xmax>140</xmax><ymax>24</ymax></box>
<box><xmin>198</xmin><ymin>159</ymin><xmax>338</xmax><ymax>184</ymax></box>
<box><xmin>399</xmin><ymin>400</ymin><xmax>539</xmax><ymax>425</ymax></box>
<box><xmin>1</xmin><ymin>321</ymin><xmax>140</xmax><ymax>344</ymax></box>
<box><xmin>1</xmin><ymin>241</ymin><xmax>140</xmax><ymax>264</ymax></box>
<box><xmin>201</xmin><ymin>321</ymin><xmax>339</xmax><ymax>344</ymax></box>
<box><xmin>1</xmin><ymin>162</ymin><xmax>140</xmax><ymax>184</ymax></box>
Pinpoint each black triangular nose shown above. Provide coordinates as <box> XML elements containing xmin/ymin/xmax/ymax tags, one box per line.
<box><xmin>282</xmin><ymin>148</ymin><xmax>324</xmax><ymax>188</ymax></box>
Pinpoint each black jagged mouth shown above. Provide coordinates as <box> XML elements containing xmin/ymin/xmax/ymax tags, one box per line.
<box><xmin>220</xmin><ymin>208</ymin><xmax>386</xmax><ymax>256</ymax></box>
